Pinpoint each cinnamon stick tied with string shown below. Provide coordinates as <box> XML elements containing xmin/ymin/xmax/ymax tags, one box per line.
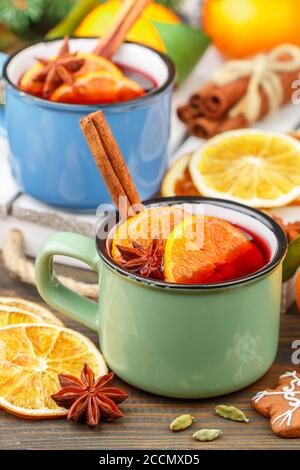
<box><xmin>178</xmin><ymin>44</ymin><xmax>300</xmax><ymax>140</ymax></box>
<box><xmin>94</xmin><ymin>0</ymin><xmax>151</xmax><ymax>58</ymax></box>
<box><xmin>80</xmin><ymin>111</ymin><xmax>142</xmax><ymax>219</ymax></box>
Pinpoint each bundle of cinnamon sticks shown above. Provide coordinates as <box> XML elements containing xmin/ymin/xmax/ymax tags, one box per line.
<box><xmin>178</xmin><ymin>45</ymin><xmax>300</xmax><ymax>140</ymax></box>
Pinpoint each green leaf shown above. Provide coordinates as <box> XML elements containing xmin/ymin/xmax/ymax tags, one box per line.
<box><xmin>283</xmin><ymin>236</ymin><xmax>300</xmax><ymax>282</ymax></box>
<box><xmin>152</xmin><ymin>21</ymin><xmax>210</xmax><ymax>84</ymax></box>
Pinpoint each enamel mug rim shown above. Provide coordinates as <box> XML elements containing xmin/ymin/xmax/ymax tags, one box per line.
<box><xmin>96</xmin><ymin>196</ymin><xmax>287</xmax><ymax>290</ymax></box>
<box><xmin>2</xmin><ymin>37</ymin><xmax>176</xmax><ymax>112</ymax></box>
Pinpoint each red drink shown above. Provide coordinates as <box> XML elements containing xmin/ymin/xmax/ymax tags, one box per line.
<box><xmin>110</xmin><ymin>207</ymin><xmax>271</xmax><ymax>285</ymax></box>
<box><xmin>18</xmin><ymin>51</ymin><xmax>150</xmax><ymax>104</ymax></box>
<box><xmin>197</xmin><ymin>225</ymin><xmax>269</xmax><ymax>284</ymax></box>
<box><xmin>116</xmin><ymin>63</ymin><xmax>157</xmax><ymax>93</ymax></box>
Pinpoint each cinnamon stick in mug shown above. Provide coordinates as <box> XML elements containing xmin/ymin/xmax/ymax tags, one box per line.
<box><xmin>80</xmin><ymin>111</ymin><xmax>142</xmax><ymax>219</ymax></box>
<box><xmin>94</xmin><ymin>0</ymin><xmax>151</xmax><ymax>58</ymax></box>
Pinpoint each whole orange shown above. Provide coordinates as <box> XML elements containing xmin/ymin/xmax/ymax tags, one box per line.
<box><xmin>76</xmin><ymin>0</ymin><xmax>180</xmax><ymax>53</ymax></box>
<box><xmin>203</xmin><ymin>0</ymin><xmax>300</xmax><ymax>58</ymax></box>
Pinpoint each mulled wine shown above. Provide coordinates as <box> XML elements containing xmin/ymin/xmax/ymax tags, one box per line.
<box><xmin>18</xmin><ymin>37</ymin><xmax>155</xmax><ymax>105</ymax></box>
<box><xmin>117</xmin><ymin>63</ymin><xmax>157</xmax><ymax>93</ymax></box>
<box><xmin>110</xmin><ymin>205</ymin><xmax>270</xmax><ymax>285</ymax></box>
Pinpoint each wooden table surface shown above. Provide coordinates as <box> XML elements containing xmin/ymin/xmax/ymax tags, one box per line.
<box><xmin>0</xmin><ymin>257</ymin><xmax>299</xmax><ymax>451</ymax></box>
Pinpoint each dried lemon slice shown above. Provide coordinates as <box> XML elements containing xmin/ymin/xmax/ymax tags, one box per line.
<box><xmin>189</xmin><ymin>130</ymin><xmax>300</xmax><ymax>208</ymax></box>
<box><xmin>0</xmin><ymin>324</ymin><xmax>107</xmax><ymax>418</ymax></box>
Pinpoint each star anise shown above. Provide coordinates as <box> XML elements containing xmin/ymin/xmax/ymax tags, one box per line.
<box><xmin>51</xmin><ymin>363</ymin><xmax>128</xmax><ymax>427</ymax></box>
<box><xmin>34</xmin><ymin>36</ymin><xmax>85</xmax><ymax>98</ymax></box>
<box><xmin>116</xmin><ymin>238</ymin><xmax>164</xmax><ymax>280</ymax></box>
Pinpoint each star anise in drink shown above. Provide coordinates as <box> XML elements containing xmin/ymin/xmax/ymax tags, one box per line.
<box><xmin>34</xmin><ymin>36</ymin><xmax>85</xmax><ymax>98</ymax></box>
<box><xmin>51</xmin><ymin>363</ymin><xmax>128</xmax><ymax>427</ymax></box>
<box><xmin>116</xmin><ymin>238</ymin><xmax>164</xmax><ymax>280</ymax></box>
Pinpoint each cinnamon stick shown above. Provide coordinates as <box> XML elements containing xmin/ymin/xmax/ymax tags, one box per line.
<box><xmin>177</xmin><ymin>104</ymin><xmax>203</xmax><ymax>123</ymax></box>
<box><xmin>189</xmin><ymin>64</ymin><xmax>300</xmax><ymax>122</ymax></box>
<box><xmin>80</xmin><ymin>111</ymin><xmax>142</xmax><ymax>219</ymax></box>
<box><xmin>180</xmin><ymin>55</ymin><xmax>300</xmax><ymax>139</ymax></box>
<box><xmin>90</xmin><ymin>111</ymin><xmax>141</xmax><ymax>208</ymax></box>
<box><xmin>190</xmin><ymin>78</ymin><xmax>249</xmax><ymax>119</ymax></box>
<box><xmin>188</xmin><ymin>114</ymin><xmax>248</xmax><ymax>139</ymax></box>
<box><xmin>188</xmin><ymin>116</ymin><xmax>222</xmax><ymax>140</ymax></box>
<box><xmin>93</xmin><ymin>0</ymin><xmax>151</xmax><ymax>58</ymax></box>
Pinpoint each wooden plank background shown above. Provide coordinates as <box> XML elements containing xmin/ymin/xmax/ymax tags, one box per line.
<box><xmin>0</xmin><ymin>257</ymin><xmax>299</xmax><ymax>450</ymax></box>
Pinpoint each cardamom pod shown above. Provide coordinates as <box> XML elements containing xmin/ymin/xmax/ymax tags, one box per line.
<box><xmin>193</xmin><ymin>429</ymin><xmax>222</xmax><ymax>442</ymax></box>
<box><xmin>215</xmin><ymin>405</ymin><xmax>249</xmax><ymax>423</ymax></box>
<box><xmin>170</xmin><ymin>414</ymin><xmax>194</xmax><ymax>431</ymax></box>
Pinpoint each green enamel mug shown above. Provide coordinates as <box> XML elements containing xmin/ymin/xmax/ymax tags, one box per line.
<box><xmin>35</xmin><ymin>197</ymin><xmax>287</xmax><ymax>398</ymax></box>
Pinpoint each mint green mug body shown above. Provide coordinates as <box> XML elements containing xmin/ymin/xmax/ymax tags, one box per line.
<box><xmin>35</xmin><ymin>197</ymin><xmax>287</xmax><ymax>398</ymax></box>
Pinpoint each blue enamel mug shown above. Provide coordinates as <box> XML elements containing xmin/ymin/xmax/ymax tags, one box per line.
<box><xmin>0</xmin><ymin>38</ymin><xmax>175</xmax><ymax>209</ymax></box>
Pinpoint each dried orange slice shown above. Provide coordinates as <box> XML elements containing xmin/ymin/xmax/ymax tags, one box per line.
<box><xmin>0</xmin><ymin>297</ymin><xmax>63</xmax><ymax>326</ymax></box>
<box><xmin>164</xmin><ymin>215</ymin><xmax>266</xmax><ymax>284</ymax></box>
<box><xmin>51</xmin><ymin>70</ymin><xmax>145</xmax><ymax>104</ymax></box>
<box><xmin>161</xmin><ymin>153</ymin><xmax>200</xmax><ymax>197</ymax></box>
<box><xmin>111</xmin><ymin>206</ymin><xmax>189</xmax><ymax>263</ymax></box>
<box><xmin>0</xmin><ymin>306</ymin><xmax>47</xmax><ymax>327</ymax></box>
<box><xmin>0</xmin><ymin>324</ymin><xmax>107</xmax><ymax>419</ymax></box>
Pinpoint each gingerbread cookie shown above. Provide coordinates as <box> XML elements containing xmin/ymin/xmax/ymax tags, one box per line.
<box><xmin>252</xmin><ymin>371</ymin><xmax>300</xmax><ymax>438</ymax></box>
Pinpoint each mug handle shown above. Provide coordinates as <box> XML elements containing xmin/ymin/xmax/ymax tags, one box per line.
<box><xmin>35</xmin><ymin>232</ymin><xmax>99</xmax><ymax>332</ymax></box>
<box><xmin>0</xmin><ymin>52</ymin><xmax>8</xmax><ymax>135</ymax></box>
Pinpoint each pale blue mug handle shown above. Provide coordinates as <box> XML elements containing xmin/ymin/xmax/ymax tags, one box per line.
<box><xmin>0</xmin><ymin>52</ymin><xmax>8</xmax><ymax>135</ymax></box>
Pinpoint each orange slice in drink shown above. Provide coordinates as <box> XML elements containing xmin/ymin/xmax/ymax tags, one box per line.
<box><xmin>164</xmin><ymin>215</ymin><xmax>265</xmax><ymax>284</ymax></box>
<box><xmin>0</xmin><ymin>324</ymin><xmax>107</xmax><ymax>419</ymax></box>
<box><xmin>51</xmin><ymin>70</ymin><xmax>145</xmax><ymax>104</ymax></box>
<box><xmin>111</xmin><ymin>206</ymin><xmax>189</xmax><ymax>263</ymax></box>
<box><xmin>76</xmin><ymin>53</ymin><xmax>123</xmax><ymax>76</ymax></box>
<box><xmin>19</xmin><ymin>61</ymin><xmax>45</xmax><ymax>96</ymax></box>
<box><xmin>19</xmin><ymin>53</ymin><xmax>122</xmax><ymax>97</ymax></box>
<box><xmin>0</xmin><ymin>297</ymin><xmax>63</xmax><ymax>326</ymax></box>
